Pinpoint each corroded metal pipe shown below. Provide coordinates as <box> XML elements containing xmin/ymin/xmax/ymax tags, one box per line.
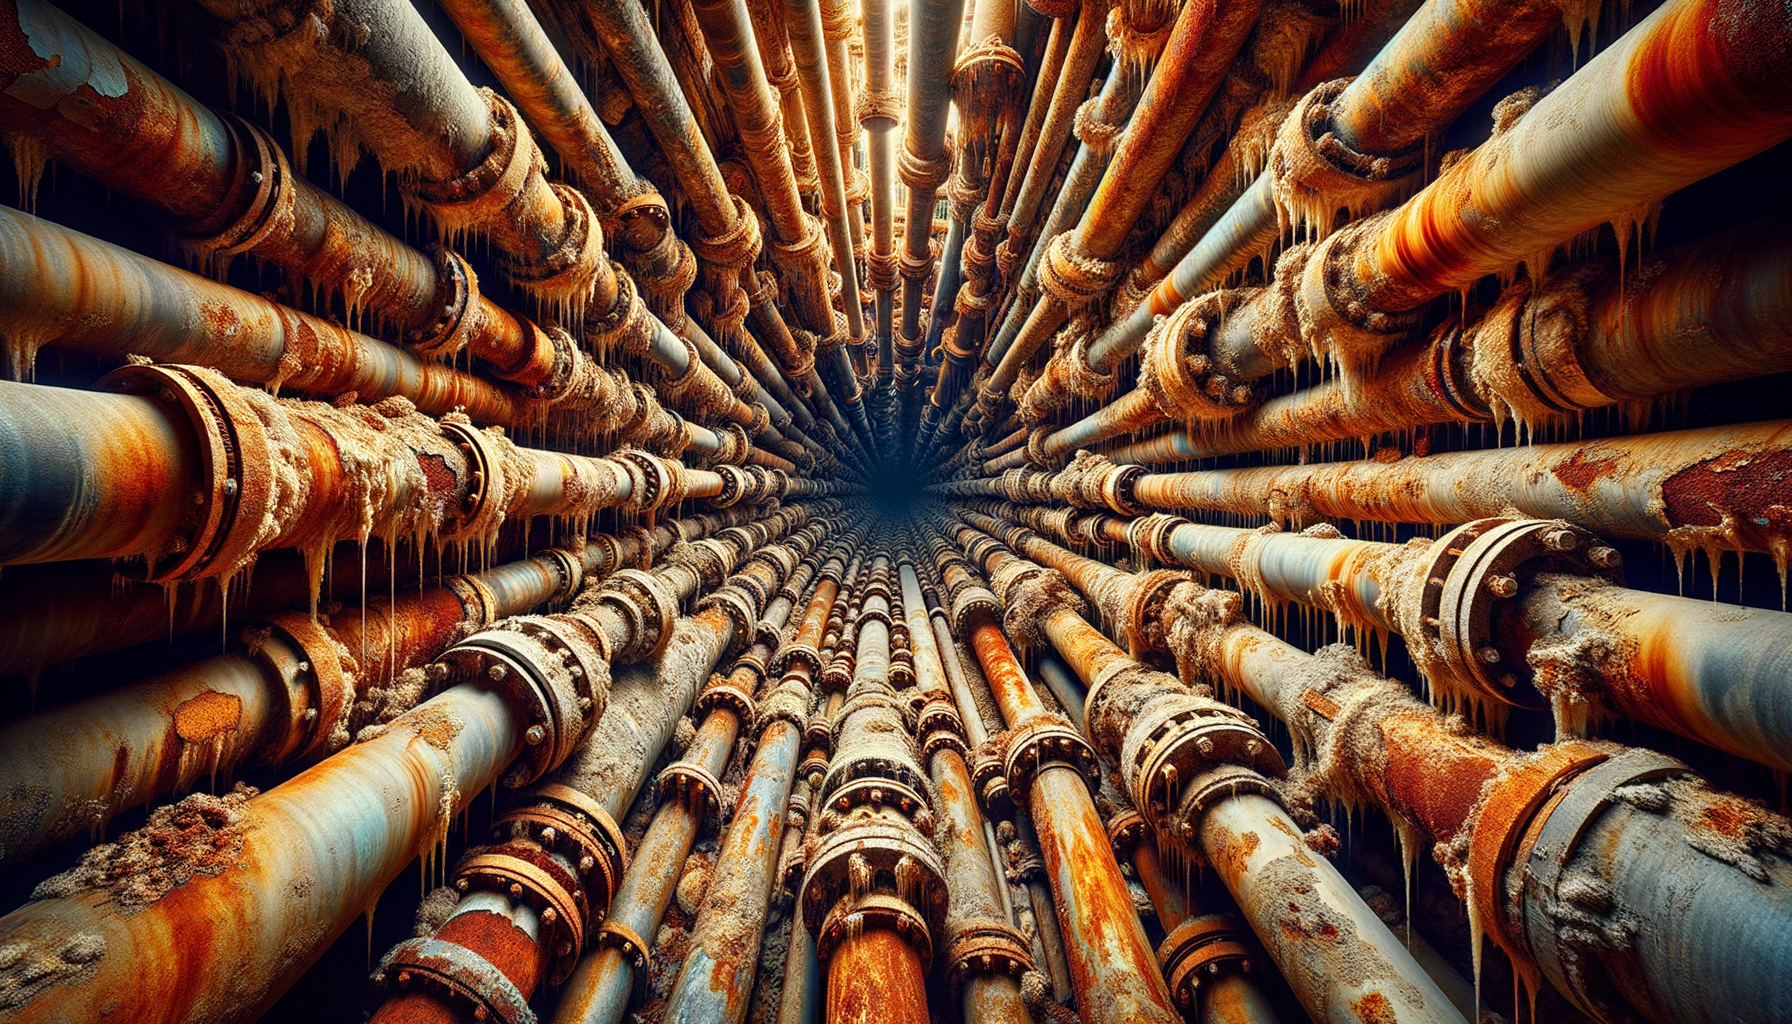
<box><xmin>365</xmin><ymin>513</ymin><xmax>818</xmax><ymax>1023</ymax></box>
<box><xmin>657</xmin><ymin>532</ymin><xmax>856</xmax><ymax>1024</ymax></box>
<box><xmin>0</xmin><ymin>370</ymin><xmax>789</xmax><ymax>579</ymax></box>
<box><xmin>952</xmin><ymin>522</ymin><xmax>1465</xmax><ymax>1023</ymax></box>
<box><xmin>930</xmin><ymin>530</ymin><xmax>1181</xmax><ymax>1024</ymax></box>
<box><xmin>0</xmin><ymin>639</ymin><xmax>596</xmax><ymax>1023</ymax></box>
<box><xmin>1080</xmin><ymin>0</ymin><xmax>1665</xmax><ymax>373</ymax></box>
<box><xmin>964</xmin><ymin>499</ymin><xmax>1792</xmax><ymax>774</ymax></box>
<box><xmin>797</xmin><ymin>556</ymin><xmax>948</xmax><ymax>1024</ymax></box>
<box><xmin>1171</xmin><ymin>582</ymin><xmax>1792</xmax><ymax>1024</ymax></box>
<box><xmin>898</xmin><ymin>562</ymin><xmax>1034</xmax><ymax>1023</ymax></box>
<box><xmin>1049</xmin><ymin>214</ymin><xmax>1792</xmax><ymax>459</ymax></box>
<box><xmin>979</xmin><ymin>0</ymin><xmax>1263</xmax><ymax>408</ymax></box>
<box><xmin>895</xmin><ymin>0</ymin><xmax>967</xmax><ymax>345</ymax></box>
<box><xmin>0</xmin><ymin>515</ymin><xmax>730</xmax><ymax>867</ymax></box>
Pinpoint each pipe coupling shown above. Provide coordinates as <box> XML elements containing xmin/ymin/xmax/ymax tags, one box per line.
<box><xmin>1268</xmin><ymin>78</ymin><xmax>1423</xmax><ymax>240</ymax></box>
<box><xmin>1002</xmin><ymin>713</ymin><xmax>1102</xmax><ymax>800</ymax></box>
<box><xmin>374</xmin><ymin>938</ymin><xmax>535</xmax><ymax>1024</ymax></box>
<box><xmin>801</xmin><ymin>825</ymin><xmax>949</xmax><ymax>962</ymax></box>
<box><xmin>1158</xmin><ymin>913</ymin><xmax>1261</xmax><ymax>1011</ymax></box>
<box><xmin>1141</xmin><ymin>292</ymin><xmax>1258</xmax><ymax>420</ymax></box>
<box><xmin>1399</xmin><ymin>518</ymin><xmax>1620</xmax><ymax>708</ymax></box>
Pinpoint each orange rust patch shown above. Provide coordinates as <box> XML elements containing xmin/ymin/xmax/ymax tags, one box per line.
<box><xmin>1551</xmin><ymin>449</ymin><xmax>1620</xmax><ymax>493</ymax></box>
<box><xmin>1241</xmin><ymin>832</ymin><xmax>1260</xmax><ymax>858</ymax></box>
<box><xmin>408</xmin><ymin>705</ymin><xmax>465</xmax><ymax>749</ymax></box>
<box><xmin>1662</xmin><ymin>449</ymin><xmax>1792</xmax><ymax>530</ymax></box>
<box><xmin>173</xmin><ymin>691</ymin><xmax>244</xmax><ymax>743</ymax></box>
<box><xmin>1352</xmin><ymin>991</ymin><xmax>1397</xmax><ymax>1024</ymax></box>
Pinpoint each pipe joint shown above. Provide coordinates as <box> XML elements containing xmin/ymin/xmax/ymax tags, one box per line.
<box><xmin>1156</xmin><ymin>913</ymin><xmax>1261</xmax><ymax>1012</ymax></box>
<box><xmin>1001</xmin><ymin>713</ymin><xmax>1101</xmax><ymax>800</ymax></box>
<box><xmin>1268</xmin><ymin>77</ymin><xmax>1424</xmax><ymax>241</ymax></box>
<box><xmin>1141</xmin><ymin>293</ymin><xmax>1259</xmax><ymax>420</ymax></box>
<box><xmin>373</xmin><ymin>937</ymin><xmax>535</xmax><ymax>1024</ymax></box>
<box><xmin>183</xmin><ymin>115</ymin><xmax>298</xmax><ymax>262</ymax></box>
<box><xmin>1400</xmin><ymin>517</ymin><xmax>1620</xmax><ymax>708</ymax></box>
<box><xmin>800</xmin><ymin>824</ymin><xmax>949</xmax><ymax>961</ymax></box>
<box><xmin>1037</xmin><ymin>233</ymin><xmax>1120</xmax><ymax>310</ymax></box>
<box><xmin>943</xmin><ymin>920</ymin><xmax>1035</xmax><ymax>991</ymax></box>
<box><xmin>433</xmin><ymin>614</ymin><xmax>609</xmax><ymax>787</ymax></box>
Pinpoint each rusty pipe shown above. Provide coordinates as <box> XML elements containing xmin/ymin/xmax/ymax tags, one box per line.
<box><xmin>895</xmin><ymin>0</ymin><xmax>967</xmax><ymax>342</ymax></box>
<box><xmin>0</xmin><ymin>640</ymin><xmax>596</xmax><ymax>1024</ymax></box>
<box><xmin>862</xmin><ymin>0</ymin><xmax>899</xmax><ymax>382</ymax></box>
<box><xmin>1123</xmin><ymin>421</ymin><xmax>1792</xmax><ymax>559</ymax></box>
<box><xmin>1192</xmin><ymin>591</ymin><xmax>1792</xmax><ymax>1024</ymax></box>
<box><xmin>1082</xmin><ymin>0</ymin><xmax>1638</xmax><ymax>373</ymax></box>
<box><xmin>981</xmin><ymin>0</ymin><xmax>1263</xmax><ymax>404</ymax></box>
<box><xmin>956</xmin><ymin>525</ymin><xmax>1465</xmax><ymax>1023</ymax></box>
<box><xmin>819</xmin><ymin>0</ymin><xmax>867</xmax><ymax>270</ymax></box>
<box><xmin>0</xmin><ymin>370</ymin><xmax>738</xmax><ymax>579</ymax></box>
<box><xmin>781</xmin><ymin>0</ymin><xmax>868</xmax><ymax>348</ymax></box>
<box><xmin>898</xmin><ymin>562</ymin><xmax>1033</xmax><ymax>1023</ymax></box>
<box><xmin>656</xmin><ymin>542</ymin><xmax>850</xmax><ymax>1024</ymax></box>
<box><xmin>367</xmin><ymin>519</ymin><xmax>822</xmax><ymax>1023</ymax></box>
<box><xmin>1066</xmin><ymin>212</ymin><xmax>1792</xmax><ymax>460</ymax></box>
<box><xmin>933</xmin><ymin>535</ymin><xmax>1182</xmax><ymax>1024</ymax></box>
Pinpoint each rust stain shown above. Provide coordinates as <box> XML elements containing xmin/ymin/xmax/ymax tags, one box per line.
<box><xmin>1551</xmin><ymin>449</ymin><xmax>1620</xmax><ymax>493</ymax></box>
<box><xmin>1662</xmin><ymin>448</ymin><xmax>1792</xmax><ymax>528</ymax></box>
<box><xmin>173</xmin><ymin>690</ymin><xmax>243</xmax><ymax>744</ymax></box>
<box><xmin>1352</xmin><ymin>991</ymin><xmax>1398</xmax><ymax>1024</ymax></box>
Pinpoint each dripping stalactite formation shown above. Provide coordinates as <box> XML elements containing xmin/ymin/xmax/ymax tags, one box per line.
<box><xmin>0</xmin><ymin>0</ymin><xmax>1789</xmax><ymax>1021</ymax></box>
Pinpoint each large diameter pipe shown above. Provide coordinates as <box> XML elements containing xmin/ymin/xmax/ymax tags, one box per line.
<box><xmin>1126</xmin><ymin>421</ymin><xmax>1792</xmax><ymax>558</ymax></box>
<box><xmin>0</xmin><ymin>207</ymin><xmax>521</xmax><ymax>421</ymax></box>
<box><xmin>1338</xmin><ymin>0</ymin><xmax>1792</xmax><ymax>317</ymax></box>
<box><xmin>0</xmin><ymin>680</ymin><xmax>524</xmax><ymax>1024</ymax></box>
<box><xmin>896</xmin><ymin>0</ymin><xmax>967</xmax><ymax>341</ymax></box>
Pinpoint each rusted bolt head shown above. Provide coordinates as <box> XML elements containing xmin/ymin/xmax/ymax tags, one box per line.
<box><xmin>1590</xmin><ymin>546</ymin><xmax>1621</xmax><ymax>568</ymax></box>
<box><xmin>193</xmin><ymin>490</ymin><xmax>206</xmax><ymax>506</ymax></box>
<box><xmin>541</xmin><ymin>826</ymin><xmax>557</xmax><ymax>843</ymax></box>
<box><xmin>1478</xmin><ymin>646</ymin><xmax>1502</xmax><ymax>664</ymax></box>
<box><xmin>426</xmin><ymin>663</ymin><xmax>449</xmax><ymax>683</ymax></box>
<box><xmin>474</xmin><ymin>1008</ymin><xmax>489</xmax><ymax>1022</ymax></box>
<box><xmin>1206</xmin><ymin>962</ymin><xmax>1220</xmax><ymax>975</ymax></box>
<box><xmin>488</xmin><ymin>663</ymin><xmax>509</xmax><ymax>682</ymax></box>
<box><xmin>250</xmin><ymin>170</ymin><xmax>264</xmax><ymax>185</ymax></box>
<box><xmin>541</xmin><ymin>907</ymin><xmax>558</xmax><ymax>925</ymax></box>
<box><xmin>509</xmin><ymin>883</ymin><xmax>524</xmax><ymax>898</ymax></box>
<box><xmin>1179</xmin><ymin>821</ymin><xmax>1195</xmax><ymax>838</ymax></box>
<box><xmin>398</xmin><ymin>971</ymin><xmax>412</xmax><ymax>987</ymax></box>
<box><xmin>1196</xmin><ymin>737</ymin><xmax>1214</xmax><ymax>756</ymax></box>
<box><xmin>1542</xmin><ymin>529</ymin><xmax>1578</xmax><ymax>552</ymax></box>
<box><xmin>1485</xmin><ymin>575</ymin><xmax>1518</xmax><ymax>598</ymax></box>
<box><xmin>296</xmin><ymin>660</ymin><xmax>312</xmax><ymax>674</ymax></box>
<box><xmin>526</xmin><ymin>724</ymin><xmax>547</xmax><ymax>746</ymax></box>
<box><xmin>557</xmin><ymin>941</ymin><xmax>572</xmax><ymax>957</ymax></box>
<box><xmin>222</xmin><ymin>478</ymin><xmax>238</xmax><ymax>497</ymax></box>
<box><xmin>456</xmin><ymin>878</ymin><xmax>470</xmax><ymax>891</ymax></box>
<box><xmin>580</xmin><ymin>856</ymin><xmax>596</xmax><ymax>873</ymax></box>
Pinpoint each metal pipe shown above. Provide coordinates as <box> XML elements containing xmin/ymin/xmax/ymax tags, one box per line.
<box><xmin>1081</xmin><ymin>0</ymin><xmax>1642</xmax><ymax>373</ymax></box>
<box><xmin>896</xmin><ymin>0</ymin><xmax>967</xmax><ymax>350</ymax></box>
<box><xmin>933</xmin><ymin>538</ymin><xmax>1181</xmax><ymax>1023</ymax></box>
<box><xmin>781</xmin><ymin>0</ymin><xmax>869</xmax><ymax>350</ymax></box>
<box><xmin>0</xmin><ymin>372</ymin><xmax>723</xmax><ymax>578</ymax></box>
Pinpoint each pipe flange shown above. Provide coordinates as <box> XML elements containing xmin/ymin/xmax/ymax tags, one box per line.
<box><xmin>538</xmin><ymin>548</ymin><xmax>585</xmax><ymax>606</ymax></box>
<box><xmin>816</xmin><ymin>891</ymin><xmax>934</xmax><ymax>964</ymax></box>
<box><xmin>1175</xmin><ymin>765</ymin><xmax>1289</xmax><ymax>838</ymax></box>
<box><xmin>455</xmin><ymin>847</ymin><xmax>587</xmax><ymax>979</ymax></box>
<box><xmin>438</xmin><ymin>617</ymin><xmax>606</xmax><ymax>785</ymax></box>
<box><xmin>711</xmin><ymin>463</ymin><xmax>748</xmax><ymax>507</ymax></box>
<box><xmin>1158</xmin><ymin>913</ymin><xmax>1258</xmax><ymax>1011</ymax></box>
<box><xmin>375</xmin><ymin>938</ymin><xmax>535</xmax><ymax>1024</ymax></box>
<box><xmin>1140</xmin><ymin>296</ymin><xmax>1251</xmax><ymax>422</ymax></box>
<box><xmin>596</xmin><ymin>919</ymin><xmax>652</xmax><ymax>972</ymax></box>
<box><xmin>756</xmin><ymin>681</ymin><xmax>813</xmax><ymax>736</ymax></box>
<box><xmin>949</xmin><ymin>584</ymin><xmax>1003</xmax><ymax>634</ymax></box>
<box><xmin>694</xmin><ymin>674</ymin><xmax>756</xmax><ymax>725</ymax></box>
<box><xmin>801</xmin><ymin>823</ymin><xmax>949</xmax><ymax>944</ymax></box>
<box><xmin>1269</xmin><ymin>78</ymin><xmax>1423</xmax><ymax>240</ymax></box>
<box><xmin>616</xmin><ymin>525</ymin><xmax>656</xmax><ymax>570</ymax></box>
<box><xmin>439</xmin><ymin>418</ymin><xmax>509</xmax><ymax>543</ymax></box>
<box><xmin>1106</xmin><ymin>809</ymin><xmax>1149</xmax><ymax>858</ymax></box>
<box><xmin>1002</xmin><ymin>715</ymin><xmax>1101</xmax><ymax>801</ymax></box>
<box><xmin>496</xmin><ymin>796</ymin><xmax>620</xmax><ymax>932</ymax></box>
<box><xmin>611</xmin><ymin>450</ymin><xmax>671</xmax><ymax>515</ymax></box>
<box><xmin>443</xmin><ymin>574</ymin><xmax>502</xmax><ymax>633</ymax></box>
<box><xmin>256</xmin><ymin>611</ymin><xmax>353</xmax><ymax>762</ymax></box>
<box><xmin>100</xmin><ymin>364</ymin><xmax>273</xmax><ymax>583</ymax></box>
<box><xmin>533</xmin><ymin>782</ymin><xmax>630</xmax><ymax>908</ymax></box>
<box><xmin>184</xmin><ymin>116</ymin><xmax>298</xmax><ymax>260</ymax></box>
<box><xmin>1518</xmin><ymin>748</ymin><xmax>1687</xmax><ymax>1020</ymax></box>
<box><xmin>599</xmin><ymin>568</ymin><xmax>681</xmax><ymax>662</ymax></box>
<box><xmin>943</xmin><ymin>920</ymin><xmax>1034</xmax><ymax>991</ymax></box>
<box><xmin>1413</xmin><ymin>518</ymin><xmax>1621</xmax><ymax>706</ymax></box>
<box><xmin>1126</xmin><ymin>513</ymin><xmax>1189</xmax><ymax>566</ymax></box>
<box><xmin>407</xmin><ymin>248</ymin><xmax>479</xmax><ymax>359</ymax></box>
<box><xmin>1121</xmin><ymin>692</ymin><xmax>1283</xmax><ymax>837</ymax></box>
<box><xmin>1461</xmin><ymin>740</ymin><xmax>1614</xmax><ymax>982</ymax></box>
<box><xmin>657</xmin><ymin>761</ymin><xmax>725</xmax><ymax>828</ymax></box>
<box><xmin>772</xmin><ymin>642</ymin><xmax>825</xmax><ymax>677</ymax></box>
<box><xmin>698</xmin><ymin>586</ymin><xmax>759</xmax><ymax>658</ymax></box>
